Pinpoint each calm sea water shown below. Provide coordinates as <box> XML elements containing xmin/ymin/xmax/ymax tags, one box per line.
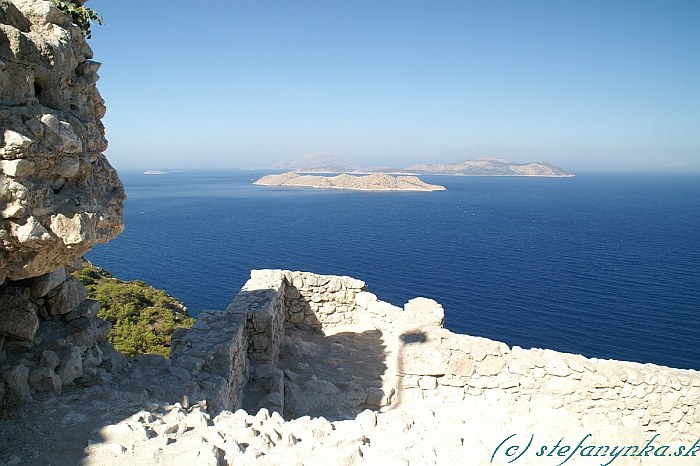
<box><xmin>87</xmin><ymin>170</ymin><xmax>700</xmax><ymax>370</ymax></box>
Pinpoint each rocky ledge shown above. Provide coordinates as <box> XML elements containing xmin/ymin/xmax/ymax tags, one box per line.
<box><xmin>253</xmin><ymin>172</ymin><xmax>446</xmax><ymax>192</ymax></box>
<box><xmin>0</xmin><ymin>0</ymin><xmax>125</xmax><ymax>282</ymax></box>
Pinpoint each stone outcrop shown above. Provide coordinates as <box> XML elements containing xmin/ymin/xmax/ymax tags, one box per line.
<box><xmin>253</xmin><ymin>172</ymin><xmax>446</xmax><ymax>191</ymax></box>
<box><xmin>0</xmin><ymin>0</ymin><xmax>125</xmax><ymax>282</ymax></box>
<box><xmin>0</xmin><ymin>0</ymin><xmax>124</xmax><ymax>408</ymax></box>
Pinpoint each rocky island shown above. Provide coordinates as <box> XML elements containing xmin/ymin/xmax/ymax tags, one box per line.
<box><xmin>253</xmin><ymin>172</ymin><xmax>446</xmax><ymax>192</ymax></box>
<box><xmin>406</xmin><ymin>158</ymin><xmax>574</xmax><ymax>177</ymax></box>
<box><xmin>258</xmin><ymin>154</ymin><xmax>574</xmax><ymax>177</ymax></box>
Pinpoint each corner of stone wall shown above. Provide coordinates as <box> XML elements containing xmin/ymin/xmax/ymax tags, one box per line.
<box><xmin>239</xmin><ymin>270</ymin><xmax>286</xmax><ymax>364</ymax></box>
<box><xmin>170</xmin><ymin>308</ymin><xmax>249</xmax><ymax>414</ymax></box>
<box><xmin>168</xmin><ymin>269</ymin><xmax>289</xmax><ymax>414</ymax></box>
<box><xmin>282</xmin><ymin>271</ymin><xmax>366</xmax><ymax>330</ymax></box>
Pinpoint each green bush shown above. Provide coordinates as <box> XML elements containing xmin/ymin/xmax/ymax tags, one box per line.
<box><xmin>73</xmin><ymin>261</ymin><xmax>195</xmax><ymax>358</ymax></box>
<box><xmin>50</xmin><ymin>0</ymin><xmax>103</xmax><ymax>39</ymax></box>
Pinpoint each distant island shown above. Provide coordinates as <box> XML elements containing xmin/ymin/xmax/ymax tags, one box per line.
<box><xmin>142</xmin><ymin>170</ymin><xmax>168</xmax><ymax>175</ymax></box>
<box><xmin>405</xmin><ymin>158</ymin><xmax>574</xmax><ymax>177</ymax></box>
<box><xmin>253</xmin><ymin>172</ymin><xmax>446</xmax><ymax>192</ymax></box>
<box><xmin>255</xmin><ymin>155</ymin><xmax>574</xmax><ymax>177</ymax></box>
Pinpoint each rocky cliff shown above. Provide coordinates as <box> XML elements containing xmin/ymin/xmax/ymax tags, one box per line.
<box><xmin>0</xmin><ymin>0</ymin><xmax>124</xmax><ymax>406</ymax></box>
<box><xmin>0</xmin><ymin>0</ymin><xmax>124</xmax><ymax>282</ymax></box>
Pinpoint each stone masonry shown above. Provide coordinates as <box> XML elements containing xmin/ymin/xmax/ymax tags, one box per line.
<box><xmin>171</xmin><ymin>269</ymin><xmax>700</xmax><ymax>444</ymax></box>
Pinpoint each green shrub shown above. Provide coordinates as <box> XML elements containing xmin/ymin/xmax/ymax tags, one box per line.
<box><xmin>73</xmin><ymin>261</ymin><xmax>195</xmax><ymax>358</ymax></box>
<box><xmin>50</xmin><ymin>0</ymin><xmax>103</xmax><ymax>39</ymax></box>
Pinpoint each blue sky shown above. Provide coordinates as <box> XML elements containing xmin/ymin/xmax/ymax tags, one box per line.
<box><xmin>88</xmin><ymin>0</ymin><xmax>699</xmax><ymax>171</ymax></box>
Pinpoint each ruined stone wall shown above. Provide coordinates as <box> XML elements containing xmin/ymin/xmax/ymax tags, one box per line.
<box><xmin>282</xmin><ymin>270</ymin><xmax>365</xmax><ymax>330</ymax></box>
<box><xmin>0</xmin><ymin>264</ymin><xmax>126</xmax><ymax>405</ymax></box>
<box><xmin>196</xmin><ymin>269</ymin><xmax>700</xmax><ymax>441</ymax></box>
<box><xmin>353</xmin><ymin>292</ymin><xmax>700</xmax><ymax>443</ymax></box>
<box><xmin>232</xmin><ymin>270</ymin><xmax>285</xmax><ymax>365</ymax></box>
<box><xmin>167</xmin><ymin>269</ymin><xmax>700</xmax><ymax>437</ymax></box>
<box><xmin>394</xmin><ymin>328</ymin><xmax>700</xmax><ymax>442</ymax></box>
<box><xmin>169</xmin><ymin>270</ymin><xmax>368</xmax><ymax>413</ymax></box>
<box><xmin>170</xmin><ymin>308</ymin><xmax>248</xmax><ymax>414</ymax></box>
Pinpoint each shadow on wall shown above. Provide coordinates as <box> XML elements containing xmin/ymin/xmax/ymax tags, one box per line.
<box><xmin>243</xmin><ymin>281</ymin><xmax>390</xmax><ymax>421</ymax></box>
<box><xmin>391</xmin><ymin>330</ymin><xmax>428</xmax><ymax>410</ymax></box>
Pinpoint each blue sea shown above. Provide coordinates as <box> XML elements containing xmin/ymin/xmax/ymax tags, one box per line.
<box><xmin>87</xmin><ymin>170</ymin><xmax>700</xmax><ymax>370</ymax></box>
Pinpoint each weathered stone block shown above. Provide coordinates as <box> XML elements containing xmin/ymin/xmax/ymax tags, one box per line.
<box><xmin>40</xmin><ymin>350</ymin><xmax>60</xmax><ymax>370</ymax></box>
<box><xmin>400</xmin><ymin>345</ymin><xmax>447</xmax><ymax>376</ymax></box>
<box><xmin>581</xmin><ymin>370</ymin><xmax>609</xmax><ymax>388</ymax></box>
<box><xmin>66</xmin><ymin>317</ymin><xmax>97</xmax><ymax>347</ymax></box>
<box><xmin>447</xmin><ymin>351</ymin><xmax>475</xmax><ymax>377</ymax></box>
<box><xmin>29</xmin><ymin>267</ymin><xmax>68</xmax><ymax>297</ymax></box>
<box><xmin>65</xmin><ymin>298</ymin><xmax>100</xmax><ymax>321</ymax></box>
<box><xmin>544</xmin><ymin>356</ymin><xmax>571</xmax><ymax>377</ymax></box>
<box><xmin>476</xmin><ymin>355</ymin><xmax>507</xmax><ymax>376</ymax></box>
<box><xmin>418</xmin><ymin>376</ymin><xmax>438</xmax><ymax>390</ymax></box>
<box><xmin>0</xmin><ymin>293</ymin><xmax>38</xmax><ymax>341</ymax></box>
<box><xmin>467</xmin><ymin>375</ymin><xmax>499</xmax><ymax>389</ymax></box>
<box><xmin>58</xmin><ymin>345</ymin><xmax>83</xmax><ymax>385</ymax></box>
<box><xmin>403</xmin><ymin>297</ymin><xmax>444</xmax><ymax>327</ymax></box>
<box><xmin>46</xmin><ymin>277</ymin><xmax>87</xmax><ymax>315</ymax></box>
<box><xmin>355</xmin><ymin>291</ymin><xmax>377</xmax><ymax>309</ymax></box>
<box><xmin>4</xmin><ymin>364</ymin><xmax>31</xmax><ymax>402</ymax></box>
<box><xmin>543</xmin><ymin>376</ymin><xmax>579</xmax><ymax>396</ymax></box>
<box><xmin>28</xmin><ymin>367</ymin><xmax>62</xmax><ymax>394</ymax></box>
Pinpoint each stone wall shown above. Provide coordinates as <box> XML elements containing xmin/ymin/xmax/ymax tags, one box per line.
<box><xmin>354</xmin><ymin>287</ymin><xmax>700</xmax><ymax>443</ymax></box>
<box><xmin>183</xmin><ymin>269</ymin><xmax>700</xmax><ymax>441</ymax></box>
<box><xmin>282</xmin><ymin>270</ymin><xmax>365</xmax><ymax>330</ymax></box>
<box><xmin>0</xmin><ymin>264</ymin><xmax>126</xmax><ymax>405</ymax></box>
<box><xmin>393</xmin><ymin>327</ymin><xmax>700</xmax><ymax>442</ymax></box>
<box><xmin>170</xmin><ymin>308</ymin><xmax>248</xmax><ymax>414</ymax></box>
<box><xmin>236</xmin><ymin>270</ymin><xmax>286</xmax><ymax>364</ymax></box>
<box><xmin>168</xmin><ymin>270</ymin><xmax>368</xmax><ymax>413</ymax></box>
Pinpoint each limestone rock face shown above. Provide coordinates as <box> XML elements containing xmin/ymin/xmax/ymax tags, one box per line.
<box><xmin>0</xmin><ymin>0</ymin><xmax>124</xmax><ymax>282</ymax></box>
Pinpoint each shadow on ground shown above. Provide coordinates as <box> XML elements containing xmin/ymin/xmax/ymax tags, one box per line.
<box><xmin>244</xmin><ymin>327</ymin><xmax>389</xmax><ymax>422</ymax></box>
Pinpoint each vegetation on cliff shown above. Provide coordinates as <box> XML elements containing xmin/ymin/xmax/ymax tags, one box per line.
<box><xmin>72</xmin><ymin>261</ymin><xmax>194</xmax><ymax>358</ymax></box>
<box><xmin>50</xmin><ymin>0</ymin><xmax>103</xmax><ymax>39</ymax></box>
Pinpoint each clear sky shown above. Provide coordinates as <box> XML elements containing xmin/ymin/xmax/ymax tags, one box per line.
<box><xmin>88</xmin><ymin>0</ymin><xmax>700</xmax><ymax>171</ymax></box>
